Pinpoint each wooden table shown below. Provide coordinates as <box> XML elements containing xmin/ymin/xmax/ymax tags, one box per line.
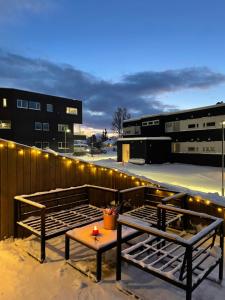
<box><xmin>65</xmin><ymin>220</ymin><xmax>139</xmax><ymax>281</ymax></box>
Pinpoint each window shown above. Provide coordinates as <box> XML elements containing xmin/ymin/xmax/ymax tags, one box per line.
<box><xmin>0</xmin><ymin>120</ymin><xmax>11</xmax><ymax>129</ymax></box>
<box><xmin>58</xmin><ymin>142</ymin><xmax>66</xmax><ymax>149</ymax></box>
<box><xmin>2</xmin><ymin>98</ymin><xmax>7</xmax><ymax>107</ymax></box>
<box><xmin>43</xmin><ymin>123</ymin><xmax>49</xmax><ymax>131</ymax></box>
<box><xmin>66</xmin><ymin>107</ymin><xmax>78</xmax><ymax>115</ymax></box>
<box><xmin>42</xmin><ymin>142</ymin><xmax>49</xmax><ymax>149</ymax></box>
<box><xmin>35</xmin><ymin>141</ymin><xmax>42</xmax><ymax>148</ymax></box>
<box><xmin>142</xmin><ymin>121</ymin><xmax>148</xmax><ymax>126</ymax></box>
<box><xmin>47</xmin><ymin>104</ymin><xmax>53</xmax><ymax>112</ymax></box>
<box><xmin>188</xmin><ymin>147</ymin><xmax>195</xmax><ymax>152</ymax></box>
<box><xmin>17</xmin><ymin>99</ymin><xmax>28</xmax><ymax>109</ymax></box>
<box><xmin>29</xmin><ymin>101</ymin><xmax>41</xmax><ymax>110</ymax></box>
<box><xmin>188</xmin><ymin>124</ymin><xmax>196</xmax><ymax>128</ymax></box>
<box><xmin>206</xmin><ymin>122</ymin><xmax>215</xmax><ymax>127</ymax></box>
<box><xmin>35</xmin><ymin>122</ymin><xmax>42</xmax><ymax>130</ymax></box>
<box><xmin>58</xmin><ymin>124</ymin><xmax>69</xmax><ymax>132</ymax></box>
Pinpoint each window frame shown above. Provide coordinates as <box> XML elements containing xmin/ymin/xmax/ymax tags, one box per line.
<box><xmin>46</xmin><ymin>103</ymin><xmax>53</xmax><ymax>112</ymax></box>
<box><xmin>17</xmin><ymin>99</ymin><xmax>28</xmax><ymax>109</ymax></box>
<box><xmin>29</xmin><ymin>101</ymin><xmax>41</xmax><ymax>111</ymax></box>
<box><xmin>35</xmin><ymin>122</ymin><xmax>42</xmax><ymax>131</ymax></box>
<box><xmin>42</xmin><ymin>122</ymin><xmax>49</xmax><ymax>131</ymax></box>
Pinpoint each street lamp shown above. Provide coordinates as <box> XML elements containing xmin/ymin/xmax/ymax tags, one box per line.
<box><xmin>64</xmin><ymin>128</ymin><xmax>71</xmax><ymax>153</ymax></box>
<box><xmin>221</xmin><ymin>121</ymin><xmax>225</xmax><ymax>196</ymax></box>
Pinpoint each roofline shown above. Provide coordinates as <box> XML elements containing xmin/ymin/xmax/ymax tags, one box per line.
<box><xmin>0</xmin><ymin>87</ymin><xmax>82</xmax><ymax>102</ymax></box>
<box><xmin>118</xmin><ymin>137</ymin><xmax>172</xmax><ymax>141</ymax></box>
<box><xmin>123</xmin><ymin>102</ymin><xmax>225</xmax><ymax>123</ymax></box>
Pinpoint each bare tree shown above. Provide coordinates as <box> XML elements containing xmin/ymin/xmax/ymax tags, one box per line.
<box><xmin>112</xmin><ymin>107</ymin><xmax>131</xmax><ymax>136</ymax></box>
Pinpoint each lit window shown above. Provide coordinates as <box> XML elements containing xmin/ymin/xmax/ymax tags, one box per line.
<box><xmin>35</xmin><ymin>122</ymin><xmax>42</xmax><ymax>130</ymax></box>
<box><xmin>29</xmin><ymin>101</ymin><xmax>41</xmax><ymax>110</ymax></box>
<box><xmin>0</xmin><ymin>120</ymin><xmax>11</xmax><ymax>129</ymax></box>
<box><xmin>47</xmin><ymin>104</ymin><xmax>53</xmax><ymax>112</ymax></box>
<box><xmin>66</xmin><ymin>107</ymin><xmax>78</xmax><ymax>115</ymax></box>
<box><xmin>58</xmin><ymin>124</ymin><xmax>69</xmax><ymax>132</ymax></box>
<box><xmin>3</xmin><ymin>98</ymin><xmax>7</xmax><ymax>107</ymax></box>
<box><xmin>43</xmin><ymin>123</ymin><xmax>49</xmax><ymax>131</ymax></box>
<box><xmin>58</xmin><ymin>142</ymin><xmax>66</xmax><ymax>149</ymax></box>
<box><xmin>17</xmin><ymin>99</ymin><xmax>28</xmax><ymax>109</ymax></box>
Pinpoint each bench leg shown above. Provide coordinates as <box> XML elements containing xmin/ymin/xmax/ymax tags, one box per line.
<box><xmin>186</xmin><ymin>290</ymin><xmax>192</xmax><ymax>300</ymax></box>
<box><xmin>96</xmin><ymin>251</ymin><xmax>102</xmax><ymax>281</ymax></box>
<box><xmin>65</xmin><ymin>235</ymin><xmax>70</xmax><ymax>260</ymax></box>
<box><xmin>116</xmin><ymin>223</ymin><xmax>122</xmax><ymax>281</ymax></box>
<box><xmin>40</xmin><ymin>236</ymin><xmax>46</xmax><ymax>263</ymax></box>
<box><xmin>219</xmin><ymin>224</ymin><xmax>224</xmax><ymax>281</ymax></box>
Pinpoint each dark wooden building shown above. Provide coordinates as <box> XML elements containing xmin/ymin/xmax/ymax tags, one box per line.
<box><xmin>119</xmin><ymin>102</ymin><xmax>225</xmax><ymax>166</ymax></box>
<box><xmin>0</xmin><ymin>88</ymin><xmax>82</xmax><ymax>152</ymax></box>
<box><xmin>117</xmin><ymin>137</ymin><xmax>171</xmax><ymax>164</ymax></box>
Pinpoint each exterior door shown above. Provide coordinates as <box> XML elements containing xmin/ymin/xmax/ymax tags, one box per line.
<box><xmin>122</xmin><ymin>144</ymin><xmax>130</xmax><ymax>162</ymax></box>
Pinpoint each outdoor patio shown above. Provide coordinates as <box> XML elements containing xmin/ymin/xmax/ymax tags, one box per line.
<box><xmin>0</xmin><ymin>230</ymin><xmax>224</xmax><ymax>300</ymax></box>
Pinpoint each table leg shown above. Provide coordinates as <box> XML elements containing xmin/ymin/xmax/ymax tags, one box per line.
<box><xmin>96</xmin><ymin>251</ymin><xmax>102</xmax><ymax>281</ymax></box>
<box><xmin>65</xmin><ymin>235</ymin><xmax>70</xmax><ymax>260</ymax></box>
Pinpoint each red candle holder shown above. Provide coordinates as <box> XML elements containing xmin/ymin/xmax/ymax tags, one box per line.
<box><xmin>92</xmin><ymin>225</ymin><xmax>99</xmax><ymax>236</ymax></box>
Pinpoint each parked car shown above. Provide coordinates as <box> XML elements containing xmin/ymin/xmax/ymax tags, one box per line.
<box><xmin>73</xmin><ymin>144</ymin><xmax>90</xmax><ymax>156</ymax></box>
<box><xmin>90</xmin><ymin>147</ymin><xmax>107</xmax><ymax>155</ymax></box>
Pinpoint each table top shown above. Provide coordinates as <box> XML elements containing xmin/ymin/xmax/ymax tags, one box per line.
<box><xmin>66</xmin><ymin>220</ymin><xmax>138</xmax><ymax>250</ymax></box>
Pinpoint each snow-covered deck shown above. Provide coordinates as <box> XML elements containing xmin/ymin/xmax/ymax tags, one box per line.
<box><xmin>0</xmin><ymin>235</ymin><xmax>224</xmax><ymax>300</ymax></box>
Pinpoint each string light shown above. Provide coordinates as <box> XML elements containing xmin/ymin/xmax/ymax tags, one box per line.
<box><xmin>44</xmin><ymin>153</ymin><xmax>49</xmax><ymax>159</ymax></box>
<box><xmin>206</xmin><ymin>200</ymin><xmax>210</xmax><ymax>205</ymax></box>
<box><xmin>9</xmin><ymin>143</ymin><xmax>15</xmax><ymax>149</ymax></box>
<box><xmin>131</xmin><ymin>176</ymin><xmax>135</xmax><ymax>180</ymax></box>
<box><xmin>188</xmin><ymin>197</ymin><xmax>193</xmax><ymax>202</ymax></box>
<box><xmin>196</xmin><ymin>198</ymin><xmax>200</xmax><ymax>203</ymax></box>
<box><xmin>0</xmin><ymin>143</ymin><xmax>4</xmax><ymax>148</ymax></box>
<box><xmin>18</xmin><ymin>149</ymin><xmax>24</xmax><ymax>155</ymax></box>
<box><xmin>62</xmin><ymin>156</ymin><xmax>66</xmax><ymax>160</ymax></box>
<box><xmin>218</xmin><ymin>208</ymin><xmax>223</xmax><ymax>213</ymax></box>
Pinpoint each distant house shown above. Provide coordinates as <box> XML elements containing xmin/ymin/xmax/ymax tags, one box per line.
<box><xmin>118</xmin><ymin>102</ymin><xmax>225</xmax><ymax>166</ymax></box>
<box><xmin>0</xmin><ymin>88</ymin><xmax>83</xmax><ymax>152</ymax></box>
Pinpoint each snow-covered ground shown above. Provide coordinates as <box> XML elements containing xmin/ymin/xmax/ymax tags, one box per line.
<box><xmin>78</xmin><ymin>152</ymin><xmax>225</xmax><ymax>206</ymax></box>
<box><xmin>0</xmin><ymin>234</ymin><xmax>224</xmax><ymax>300</ymax></box>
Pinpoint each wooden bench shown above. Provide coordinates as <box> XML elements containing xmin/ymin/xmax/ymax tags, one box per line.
<box><xmin>14</xmin><ymin>184</ymin><xmax>118</xmax><ymax>262</ymax></box>
<box><xmin>116</xmin><ymin>204</ymin><xmax>224</xmax><ymax>300</ymax></box>
<box><xmin>119</xmin><ymin>186</ymin><xmax>186</xmax><ymax>228</ymax></box>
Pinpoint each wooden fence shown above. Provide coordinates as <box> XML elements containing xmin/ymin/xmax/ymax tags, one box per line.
<box><xmin>0</xmin><ymin>139</ymin><xmax>153</xmax><ymax>239</ymax></box>
<box><xmin>0</xmin><ymin>139</ymin><xmax>224</xmax><ymax>239</ymax></box>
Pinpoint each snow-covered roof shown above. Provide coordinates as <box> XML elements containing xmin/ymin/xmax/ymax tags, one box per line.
<box><xmin>124</xmin><ymin>102</ymin><xmax>225</xmax><ymax>123</ymax></box>
<box><xmin>117</xmin><ymin>137</ymin><xmax>171</xmax><ymax>141</ymax></box>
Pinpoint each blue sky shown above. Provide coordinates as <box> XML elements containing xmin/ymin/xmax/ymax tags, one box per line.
<box><xmin>0</xmin><ymin>0</ymin><xmax>225</xmax><ymax>129</ymax></box>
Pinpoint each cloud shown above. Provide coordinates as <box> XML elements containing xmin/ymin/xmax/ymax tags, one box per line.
<box><xmin>0</xmin><ymin>0</ymin><xmax>55</xmax><ymax>22</ymax></box>
<box><xmin>0</xmin><ymin>50</ymin><xmax>225</xmax><ymax>129</ymax></box>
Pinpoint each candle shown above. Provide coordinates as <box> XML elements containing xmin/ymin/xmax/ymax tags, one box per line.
<box><xmin>92</xmin><ymin>225</ymin><xmax>99</xmax><ymax>236</ymax></box>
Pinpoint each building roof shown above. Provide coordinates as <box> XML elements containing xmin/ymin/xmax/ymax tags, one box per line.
<box><xmin>118</xmin><ymin>137</ymin><xmax>171</xmax><ymax>141</ymax></box>
<box><xmin>123</xmin><ymin>102</ymin><xmax>225</xmax><ymax>123</ymax></box>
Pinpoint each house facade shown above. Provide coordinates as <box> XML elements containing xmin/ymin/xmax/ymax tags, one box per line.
<box><xmin>118</xmin><ymin>102</ymin><xmax>225</xmax><ymax>166</ymax></box>
<box><xmin>0</xmin><ymin>88</ymin><xmax>82</xmax><ymax>152</ymax></box>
